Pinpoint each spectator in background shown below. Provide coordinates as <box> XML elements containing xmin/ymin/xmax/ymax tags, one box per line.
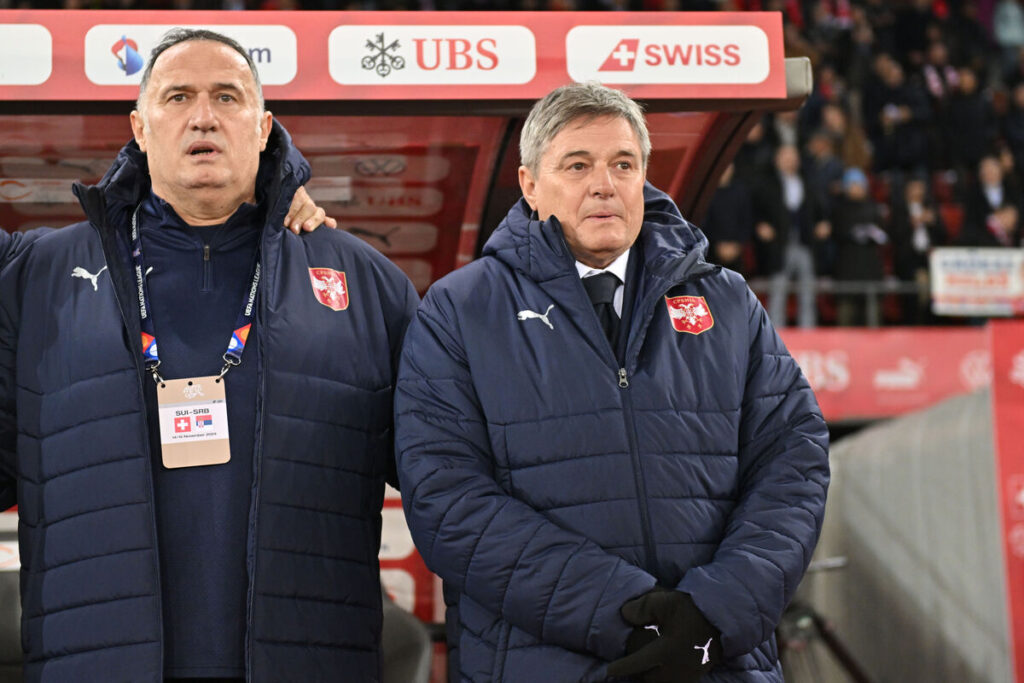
<box><xmin>866</xmin><ymin>57</ymin><xmax>932</xmax><ymax>175</ymax></box>
<box><xmin>1001</xmin><ymin>81</ymin><xmax>1024</xmax><ymax>171</ymax></box>
<box><xmin>893</xmin><ymin>0</ymin><xmax>938</xmax><ymax>68</ymax></box>
<box><xmin>819</xmin><ymin>102</ymin><xmax>873</xmax><ymax>171</ymax></box>
<box><xmin>733</xmin><ymin>119</ymin><xmax>776</xmax><ymax>185</ymax></box>
<box><xmin>963</xmin><ymin>154</ymin><xmax>1024</xmax><ymax>237</ymax></box>
<box><xmin>960</xmin><ymin>201</ymin><xmax>1022</xmax><ymax>247</ymax></box>
<box><xmin>704</xmin><ymin>162</ymin><xmax>755</xmax><ymax>276</ymax></box>
<box><xmin>920</xmin><ymin>40</ymin><xmax>960</xmax><ymax>169</ymax></box>
<box><xmin>890</xmin><ymin>174</ymin><xmax>947</xmax><ymax>324</ymax></box>
<box><xmin>995</xmin><ymin>0</ymin><xmax>1024</xmax><ymax>80</ymax></box>
<box><xmin>949</xmin><ymin>2</ymin><xmax>999</xmax><ymax>82</ymax></box>
<box><xmin>804</xmin><ymin>128</ymin><xmax>846</xmax><ymax>215</ymax></box>
<box><xmin>832</xmin><ymin>167</ymin><xmax>888</xmax><ymax>326</ymax></box>
<box><xmin>753</xmin><ymin>144</ymin><xmax>831</xmax><ymax>328</ymax></box>
<box><xmin>945</xmin><ymin>67</ymin><xmax>996</xmax><ymax>175</ymax></box>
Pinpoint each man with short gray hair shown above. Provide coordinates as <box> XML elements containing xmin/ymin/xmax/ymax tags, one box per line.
<box><xmin>0</xmin><ymin>28</ymin><xmax>417</xmax><ymax>682</ymax></box>
<box><xmin>395</xmin><ymin>82</ymin><xmax>829</xmax><ymax>682</ymax></box>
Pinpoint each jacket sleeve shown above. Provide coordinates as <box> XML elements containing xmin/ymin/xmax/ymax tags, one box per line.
<box><xmin>383</xmin><ymin>272</ymin><xmax>419</xmax><ymax>490</ymax></box>
<box><xmin>678</xmin><ymin>288</ymin><xmax>829</xmax><ymax>658</ymax></box>
<box><xmin>0</xmin><ymin>229</ymin><xmax>37</xmax><ymax>511</ymax></box>
<box><xmin>395</xmin><ymin>290</ymin><xmax>657</xmax><ymax>662</ymax></box>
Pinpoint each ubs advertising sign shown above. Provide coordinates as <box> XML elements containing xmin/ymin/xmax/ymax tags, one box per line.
<box><xmin>328</xmin><ymin>25</ymin><xmax>536</xmax><ymax>85</ymax></box>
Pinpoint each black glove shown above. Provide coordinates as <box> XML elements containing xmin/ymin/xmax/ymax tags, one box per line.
<box><xmin>607</xmin><ymin>587</ymin><xmax>722</xmax><ymax>683</ymax></box>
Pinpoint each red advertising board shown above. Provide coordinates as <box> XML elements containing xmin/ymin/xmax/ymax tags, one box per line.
<box><xmin>991</xmin><ymin>320</ymin><xmax>1024</xmax><ymax>682</ymax></box>
<box><xmin>0</xmin><ymin>10</ymin><xmax>786</xmax><ymax>102</ymax></box>
<box><xmin>780</xmin><ymin>328</ymin><xmax>990</xmax><ymax>423</ymax></box>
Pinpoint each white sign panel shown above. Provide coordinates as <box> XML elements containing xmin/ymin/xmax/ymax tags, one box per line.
<box><xmin>930</xmin><ymin>247</ymin><xmax>1024</xmax><ymax>316</ymax></box>
<box><xmin>84</xmin><ymin>25</ymin><xmax>297</xmax><ymax>86</ymax></box>
<box><xmin>0</xmin><ymin>24</ymin><xmax>52</xmax><ymax>85</ymax></box>
<box><xmin>566</xmin><ymin>25</ymin><xmax>770</xmax><ymax>84</ymax></box>
<box><xmin>329</xmin><ymin>25</ymin><xmax>536</xmax><ymax>85</ymax></box>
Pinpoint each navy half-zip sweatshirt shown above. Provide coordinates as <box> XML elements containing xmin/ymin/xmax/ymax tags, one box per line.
<box><xmin>139</xmin><ymin>192</ymin><xmax>261</xmax><ymax>678</ymax></box>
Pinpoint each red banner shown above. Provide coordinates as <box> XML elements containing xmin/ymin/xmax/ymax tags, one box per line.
<box><xmin>0</xmin><ymin>10</ymin><xmax>785</xmax><ymax>102</ymax></box>
<box><xmin>780</xmin><ymin>328</ymin><xmax>990</xmax><ymax>422</ymax></box>
<box><xmin>991</xmin><ymin>320</ymin><xmax>1024</xmax><ymax>682</ymax></box>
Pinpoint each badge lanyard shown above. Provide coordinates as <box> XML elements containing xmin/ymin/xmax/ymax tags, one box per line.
<box><xmin>130</xmin><ymin>204</ymin><xmax>261</xmax><ymax>385</ymax></box>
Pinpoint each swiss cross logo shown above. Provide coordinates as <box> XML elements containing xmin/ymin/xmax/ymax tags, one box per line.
<box><xmin>309</xmin><ymin>268</ymin><xmax>350</xmax><ymax>311</ymax></box>
<box><xmin>665</xmin><ymin>296</ymin><xmax>714</xmax><ymax>335</ymax></box>
<box><xmin>174</xmin><ymin>417</ymin><xmax>192</xmax><ymax>433</ymax></box>
<box><xmin>599</xmin><ymin>39</ymin><xmax>639</xmax><ymax>71</ymax></box>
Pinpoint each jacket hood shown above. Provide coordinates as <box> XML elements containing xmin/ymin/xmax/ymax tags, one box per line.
<box><xmin>72</xmin><ymin>118</ymin><xmax>311</xmax><ymax>233</ymax></box>
<box><xmin>482</xmin><ymin>182</ymin><xmax>711</xmax><ymax>285</ymax></box>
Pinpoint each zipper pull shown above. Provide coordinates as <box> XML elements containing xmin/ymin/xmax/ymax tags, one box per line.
<box><xmin>203</xmin><ymin>244</ymin><xmax>211</xmax><ymax>262</ymax></box>
<box><xmin>618</xmin><ymin>368</ymin><xmax>629</xmax><ymax>388</ymax></box>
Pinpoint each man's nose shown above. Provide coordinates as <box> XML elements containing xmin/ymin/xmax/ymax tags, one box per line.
<box><xmin>590</xmin><ymin>164</ymin><xmax>615</xmax><ymax>197</ymax></box>
<box><xmin>189</xmin><ymin>93</ymin><xmax>217</xmax><ymax>131</ymax></box>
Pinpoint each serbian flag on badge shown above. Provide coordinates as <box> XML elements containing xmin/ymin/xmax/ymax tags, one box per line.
<box><xmin>665</xmin><ymin>296</ymin><xmax>714</xmax><ymax>335</ymax></box>
<box><xmin>140</xmin><ymin>332</ymin><xmax>158</xmax><ymax>361</ymax></box>
<box><xmin>195</xmin><ymin>414</ymin><xmax>213</xmax><ymax>428</ymax></box>
<box><xmin>309</xmin><ymin>268</ymin><xmax>349</xmax><ymax>311</ymax></box>
<box><xmin>228</xmin><ymin>323</ymin><xmax>251</xmax><ymax>354</ymax></box>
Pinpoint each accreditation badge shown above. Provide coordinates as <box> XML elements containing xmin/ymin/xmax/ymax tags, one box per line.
<box><xmin>156</xmin><ymin>375</ymin><xmax>231</xmax><ymax>468</ymax></box>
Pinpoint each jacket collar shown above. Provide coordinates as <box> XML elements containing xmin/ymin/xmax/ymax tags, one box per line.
<box><xmin>482</xmin><ymin>181</ymin><xmax>715</xmax><ymax>289</ymax></box>
<box><xmin>71</xmin><ymin>118</ymin><xmax>311</xmax><ymax>236</ymax></box>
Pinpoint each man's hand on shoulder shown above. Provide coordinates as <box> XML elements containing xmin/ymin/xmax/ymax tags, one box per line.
<box><xmin>607</xmin><ymin>587</ymin><xmax>721</xmax><ymax>683</ymax></box>
<box><xmin>285</xmin><ymin>186</ymin><xmax>337</xmax><ymax>234</ymax></box>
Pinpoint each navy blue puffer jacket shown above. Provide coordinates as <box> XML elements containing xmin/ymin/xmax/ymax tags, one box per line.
<box><xmin>0</xmin><ymin>122</ymin><xmax>418</xmax><ymax>682</ymax></box>
<box><xmin>395</xmin><ymin>185</ymin><xmax>829</xmax><ymax>682</ymax></box>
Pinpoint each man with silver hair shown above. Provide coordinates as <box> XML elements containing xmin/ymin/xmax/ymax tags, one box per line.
<box><xmin>395</xmin><ymin>82</ymin><xmax>829</xmax><ymax>682</ymax></box>
<box><xmin>0</xmin><ymin>28</ymin><xmax>417</xmax><ymax>682</ymax></box>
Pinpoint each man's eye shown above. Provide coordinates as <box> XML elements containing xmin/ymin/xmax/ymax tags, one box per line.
<box><xmin>569</xmin><ymin>162</ymin><xmax>586</xmax><ymax>171</ymax></box>
<box><xmin>170</xmin><ymin>94</ymin><xmax>186</xmax><ymax>103</ymax></box>
<box><xmin>617</xmin><ymin>161</ymin><xmax>633</xmax><ymax>170</ymax></box>
<box><xmin>218</xmin><ymin>94</ymin><xmax>235</xmax><ymax>103</ymax></box>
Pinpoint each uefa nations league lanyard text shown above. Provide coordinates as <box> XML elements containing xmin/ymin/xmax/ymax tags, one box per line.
<box><xmin>130</xmin><ymin>204</ymin><xmax>261</xmax><ymax>385</ymax></box>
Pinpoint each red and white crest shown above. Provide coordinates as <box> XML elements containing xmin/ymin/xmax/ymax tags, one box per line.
<box><xmin>309</xmin><ymin>268</ymin><xmax>349</xmax><ymax>311</ymax></box>
<box><xmin>665</xmin><ymin>295</ymin><xmax>714</xmax><ymax>335</ymax></box>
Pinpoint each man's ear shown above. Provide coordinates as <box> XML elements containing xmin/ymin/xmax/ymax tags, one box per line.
<box><xmin>129</xmin><ymin>110</ymin><xmax>147</xmax><ymax>153</ymax></box>
<box><xmin>259</xmin><ymin>111</ymin><xmax>273</xmax><ymax>152</ymax></box>
<box><xmin>518</xmin><ymin>165</ymin><xmax>538</xmax><ymax>211</ymax></box>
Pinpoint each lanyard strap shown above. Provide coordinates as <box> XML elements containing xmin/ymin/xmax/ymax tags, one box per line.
<box><xmin>130</xmin><ymin>204</ymin><xmax>261</xmax><ymax>384</ymax></box>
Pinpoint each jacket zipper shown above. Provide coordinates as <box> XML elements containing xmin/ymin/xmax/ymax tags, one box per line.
<box><xmin>202</xmin><ymin>244</ymin><xmax>211</xmax><ymax>293</ymax></box>
<box><xmin>617</xmin><ymin>367</ymin><xmax>660</xmax><ymax>576</ymax></box>
<box><xmin>245</xmin><ymin>241</ymin><xmax>269</xmax><ymax>681</ymax></box>
<box><xmin>615</xmin><ymin>268</ymin><xmax>718</xmax><ymax>580</ymax></box>
<box><xmin>97</xmin><ymin>203</ymin><xmax>166</xmax><ymax>676</ymax></box>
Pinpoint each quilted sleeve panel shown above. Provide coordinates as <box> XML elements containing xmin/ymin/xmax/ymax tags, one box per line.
<box><xmin>395</xmin><ymin>286</ymin><xmax>657</xmax><ymax>661</ymax></box>
<box><xmin>0</xmin><ymin>229</ymin><xmax>41</xmax><ymax>510</ymax></box>
<box><xmin>678</xmin><ymin>286</ymin><xmax>830</xmax><ymax>657</ymax></box>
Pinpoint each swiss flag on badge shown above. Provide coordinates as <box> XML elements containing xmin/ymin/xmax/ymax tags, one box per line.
<box><xmin>665</xmin><ymin>296</ymin><xmax>714</xmax><ymax>335</ymax></box>
<box><xmin>309</xmin><ymin>268</ymin><xmax>349</xmax><ymax>311</ymax></box>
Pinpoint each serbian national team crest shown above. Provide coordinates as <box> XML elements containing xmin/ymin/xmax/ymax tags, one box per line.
<box><xmin>309</xmin><ymin>268</ymin><xmax>350</xmax><ymax>311</ymax></box>
<box><xmin>665</xmin><ymin>296</ymin><xmax>714</xmax><ymax>335</ymax></box>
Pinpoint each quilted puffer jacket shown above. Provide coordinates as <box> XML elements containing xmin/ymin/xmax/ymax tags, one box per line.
<box><xmin>0</xmin><ymin>121</ymin><xmax>418</xmax><ymax>682</ymax></box>
<box><xmin>395</xmin><ymin>184</ymin><xmax>829</xmax><ymax>682</ymax></box>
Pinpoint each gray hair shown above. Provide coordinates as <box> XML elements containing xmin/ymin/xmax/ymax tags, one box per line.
<box><xmin>520</xmin><ymin>82</ymin><xmax>650</xmax><ymax>174</ymax></box>
<box><xmin>135</xmin><ymin>28</ymin><xmax>264</xmax><ymax>115</ymax></box>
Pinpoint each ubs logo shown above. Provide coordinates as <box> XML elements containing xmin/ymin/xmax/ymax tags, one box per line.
<box><xmin>362</xmin><ymin>33</ymin><xmax>406</xmax><ymax>78</ymax></box>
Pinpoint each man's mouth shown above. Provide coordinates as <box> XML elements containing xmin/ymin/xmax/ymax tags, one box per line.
<box><xmin>187</xmin><ymin>142</ymin><xmax>220</xmax><ymax>156</ymax></box>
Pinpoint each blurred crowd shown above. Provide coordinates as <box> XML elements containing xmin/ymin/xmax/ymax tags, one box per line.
<box><xmin>6</xmin><ymin>0</ymin><xmax>1023</xmax><ymax>325</ymax></box>
<box><xmin>705</xmin><ymin>0</ymin><xmax>1024</xmax><ymax>326</ymax></box>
